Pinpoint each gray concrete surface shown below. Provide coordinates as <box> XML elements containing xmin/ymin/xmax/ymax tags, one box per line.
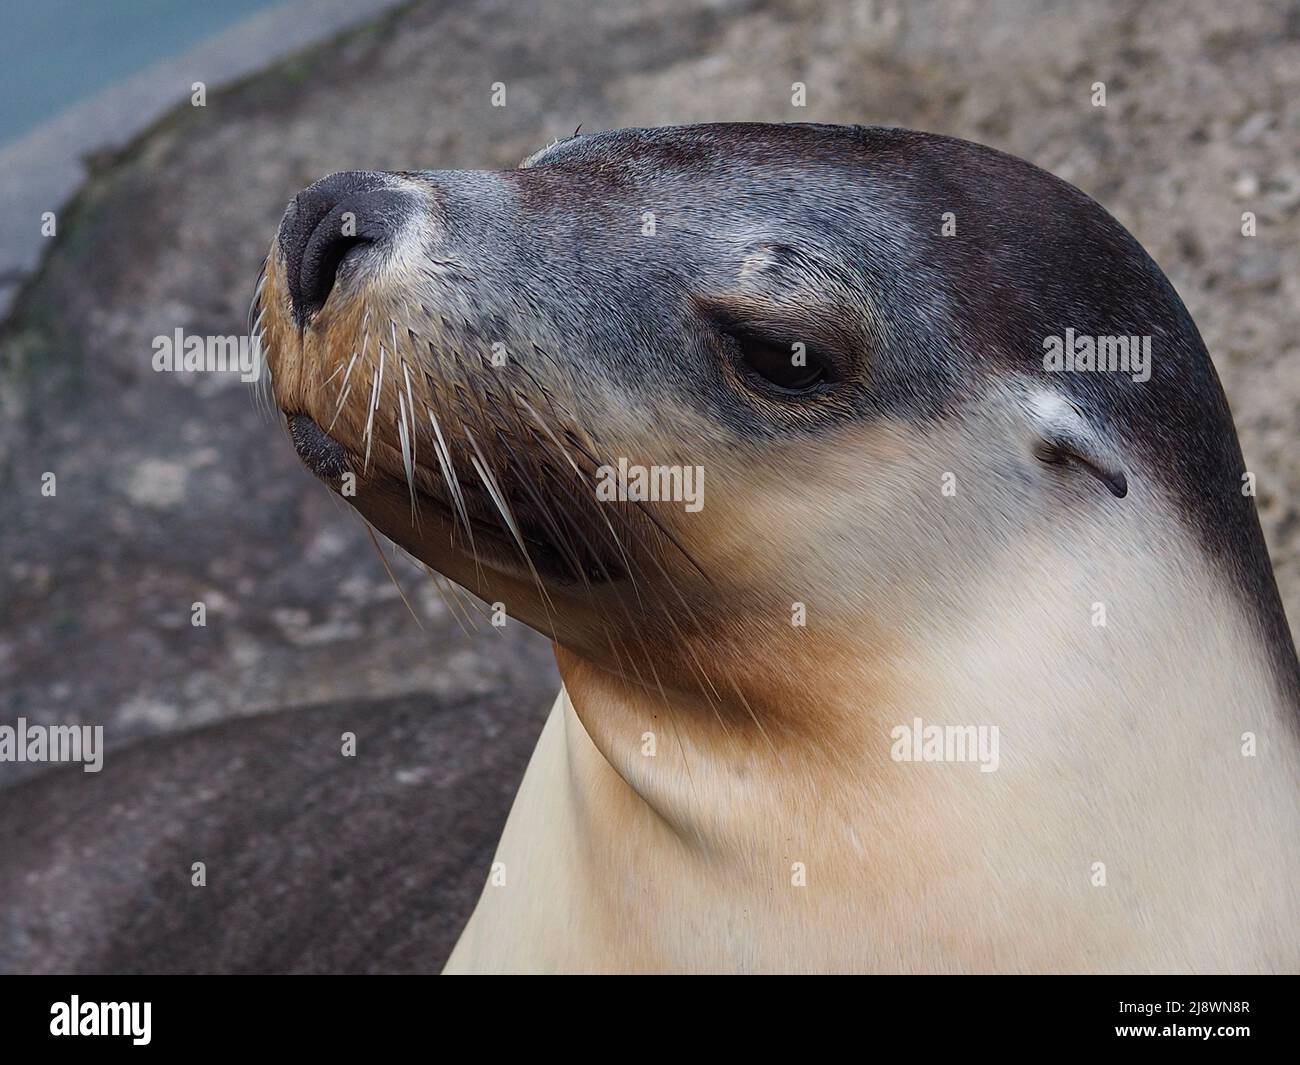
<box><xmin>0</xmin><ymin>683</ymin><xmax>559</xmax><ymax>973</ymax></box>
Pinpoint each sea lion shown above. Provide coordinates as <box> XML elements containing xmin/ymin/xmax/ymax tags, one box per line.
<box><xmin>255</xmin><ymin>122</ymin><xmax>1300</xmax><ymax>973</ymax></box>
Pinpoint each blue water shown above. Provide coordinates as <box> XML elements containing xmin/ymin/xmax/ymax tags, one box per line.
<box><xmin>0</xmin><ymin>0</ymin><xmax>278</xmax><ymax>144</ymax></box>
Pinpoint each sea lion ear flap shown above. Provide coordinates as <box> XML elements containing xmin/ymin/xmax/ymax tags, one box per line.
<box><xmin>1022</xmin><ymin>389</ymin><xmax>1129</xmax><ymax>499</ymax></box>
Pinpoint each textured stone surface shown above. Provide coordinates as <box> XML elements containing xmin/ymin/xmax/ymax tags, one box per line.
<box><xmin>0</xmin><ymin>686</ymin><xmax>558</xmax><ymax>973</ymax></box>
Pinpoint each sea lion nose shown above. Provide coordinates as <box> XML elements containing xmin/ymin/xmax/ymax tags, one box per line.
<box><xmin>277</xmin><ymin>170</ymin><xmax>413</xmax><ymax>326</ymax></box>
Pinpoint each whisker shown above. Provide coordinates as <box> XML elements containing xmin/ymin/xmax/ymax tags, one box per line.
<box><xmin>426</xmin><ymin>406</ymin><xmax>481</xmax><ymax>581</ymax></box>
<box><xmin>568</xmin><ymin>434</ymin><xmax>714</xmax><ymax>587</ymax></box>
<box><xmin>464</xmin><ymin>428</ymin><xmax>560</xmax><ymax>629</ymax></box>
<box><xmin>401</xmin><ymin>360</ymin><xmax>419</xmax><ymax>471</ymax></box>
<box><xmin>419</xmin><ymin>561</ymin><xmax>482</xmax><ymax>634</ymax></box>
<box><xmin>396</xmin><ymin>391</ymin><xmax>419</xmax><ymax>526</ymax></box>
<box><xmin>362</xmin><ymin>365</ymin><xmax>379</xmax><ymax>472</ymax></box>
<box><xmin>326</xmin><ymin>352</ymin><xmax>359</xmax><ymax>433</ymax></box>
<box><xmin>362</xmin><ymin>520</ymin><xmax>424</xmax><ymax>631</ymax></box>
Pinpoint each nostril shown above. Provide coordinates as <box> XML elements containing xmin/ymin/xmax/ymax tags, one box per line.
<box><xmin>296</xmin><ymin>210</ymin><xmax>372</xmax><ymax>325</ymax></box>
<box><xmin>277</xmin><ymin>171</ymin><xmax>416</xmax><ymax>327</ymax></box>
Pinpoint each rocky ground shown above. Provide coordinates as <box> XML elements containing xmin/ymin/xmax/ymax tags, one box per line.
<box><xmin>0</xmin><ymin>0</ymin><xmax>1296</xmax><ymax>965</ymax></box>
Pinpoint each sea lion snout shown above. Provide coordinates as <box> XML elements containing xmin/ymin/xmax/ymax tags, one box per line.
<box><xmin>276</xmin><ymin>170</ymin><xmax>420</xmax><ymax>327</ymax></box>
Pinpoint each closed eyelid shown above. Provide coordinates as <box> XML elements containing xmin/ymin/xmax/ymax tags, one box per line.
<box><xmin>692</xmin><ymin>294</ymin><xmax>864</xmax><ymax>368</ymax></box>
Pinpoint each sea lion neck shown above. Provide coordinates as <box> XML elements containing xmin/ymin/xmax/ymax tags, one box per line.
<box><xmin>550</xmin><ymin>515</ymin><xmax>1300</xmax><ymax>862</ymax></box>
<box><xmin>440</xmin><ymin>534</ymin><xmax>1300</xmax><ymax>973</ymax></box>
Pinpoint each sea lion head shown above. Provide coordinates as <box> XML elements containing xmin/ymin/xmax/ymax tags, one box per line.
<box><xmin>256</xmin><ymin>123</ymin><xmax>1294</xmax><ymax>721</ymax></box>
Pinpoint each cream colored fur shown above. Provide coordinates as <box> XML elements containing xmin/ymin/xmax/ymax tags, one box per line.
<box><xmin>446</xmin><ymin>408</ymin><xmax>1300</xmax><ymax>974</ymax></box>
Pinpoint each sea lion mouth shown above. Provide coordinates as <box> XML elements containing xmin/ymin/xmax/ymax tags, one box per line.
<box><xmin>289</xmin><ymin>413</ymin><xmax>353</xmax><ymax>479</ymax></box>
<box><xmin>285</xmin><ymin>412</ymin><xmax>627</xmax><ymax>587</ymax></box>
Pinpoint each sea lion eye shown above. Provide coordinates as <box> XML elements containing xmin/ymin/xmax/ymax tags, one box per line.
<box><xmin>729</xmin><ymin>331</ymin><xmax>829</xmax><ymax>394</ymax></box>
